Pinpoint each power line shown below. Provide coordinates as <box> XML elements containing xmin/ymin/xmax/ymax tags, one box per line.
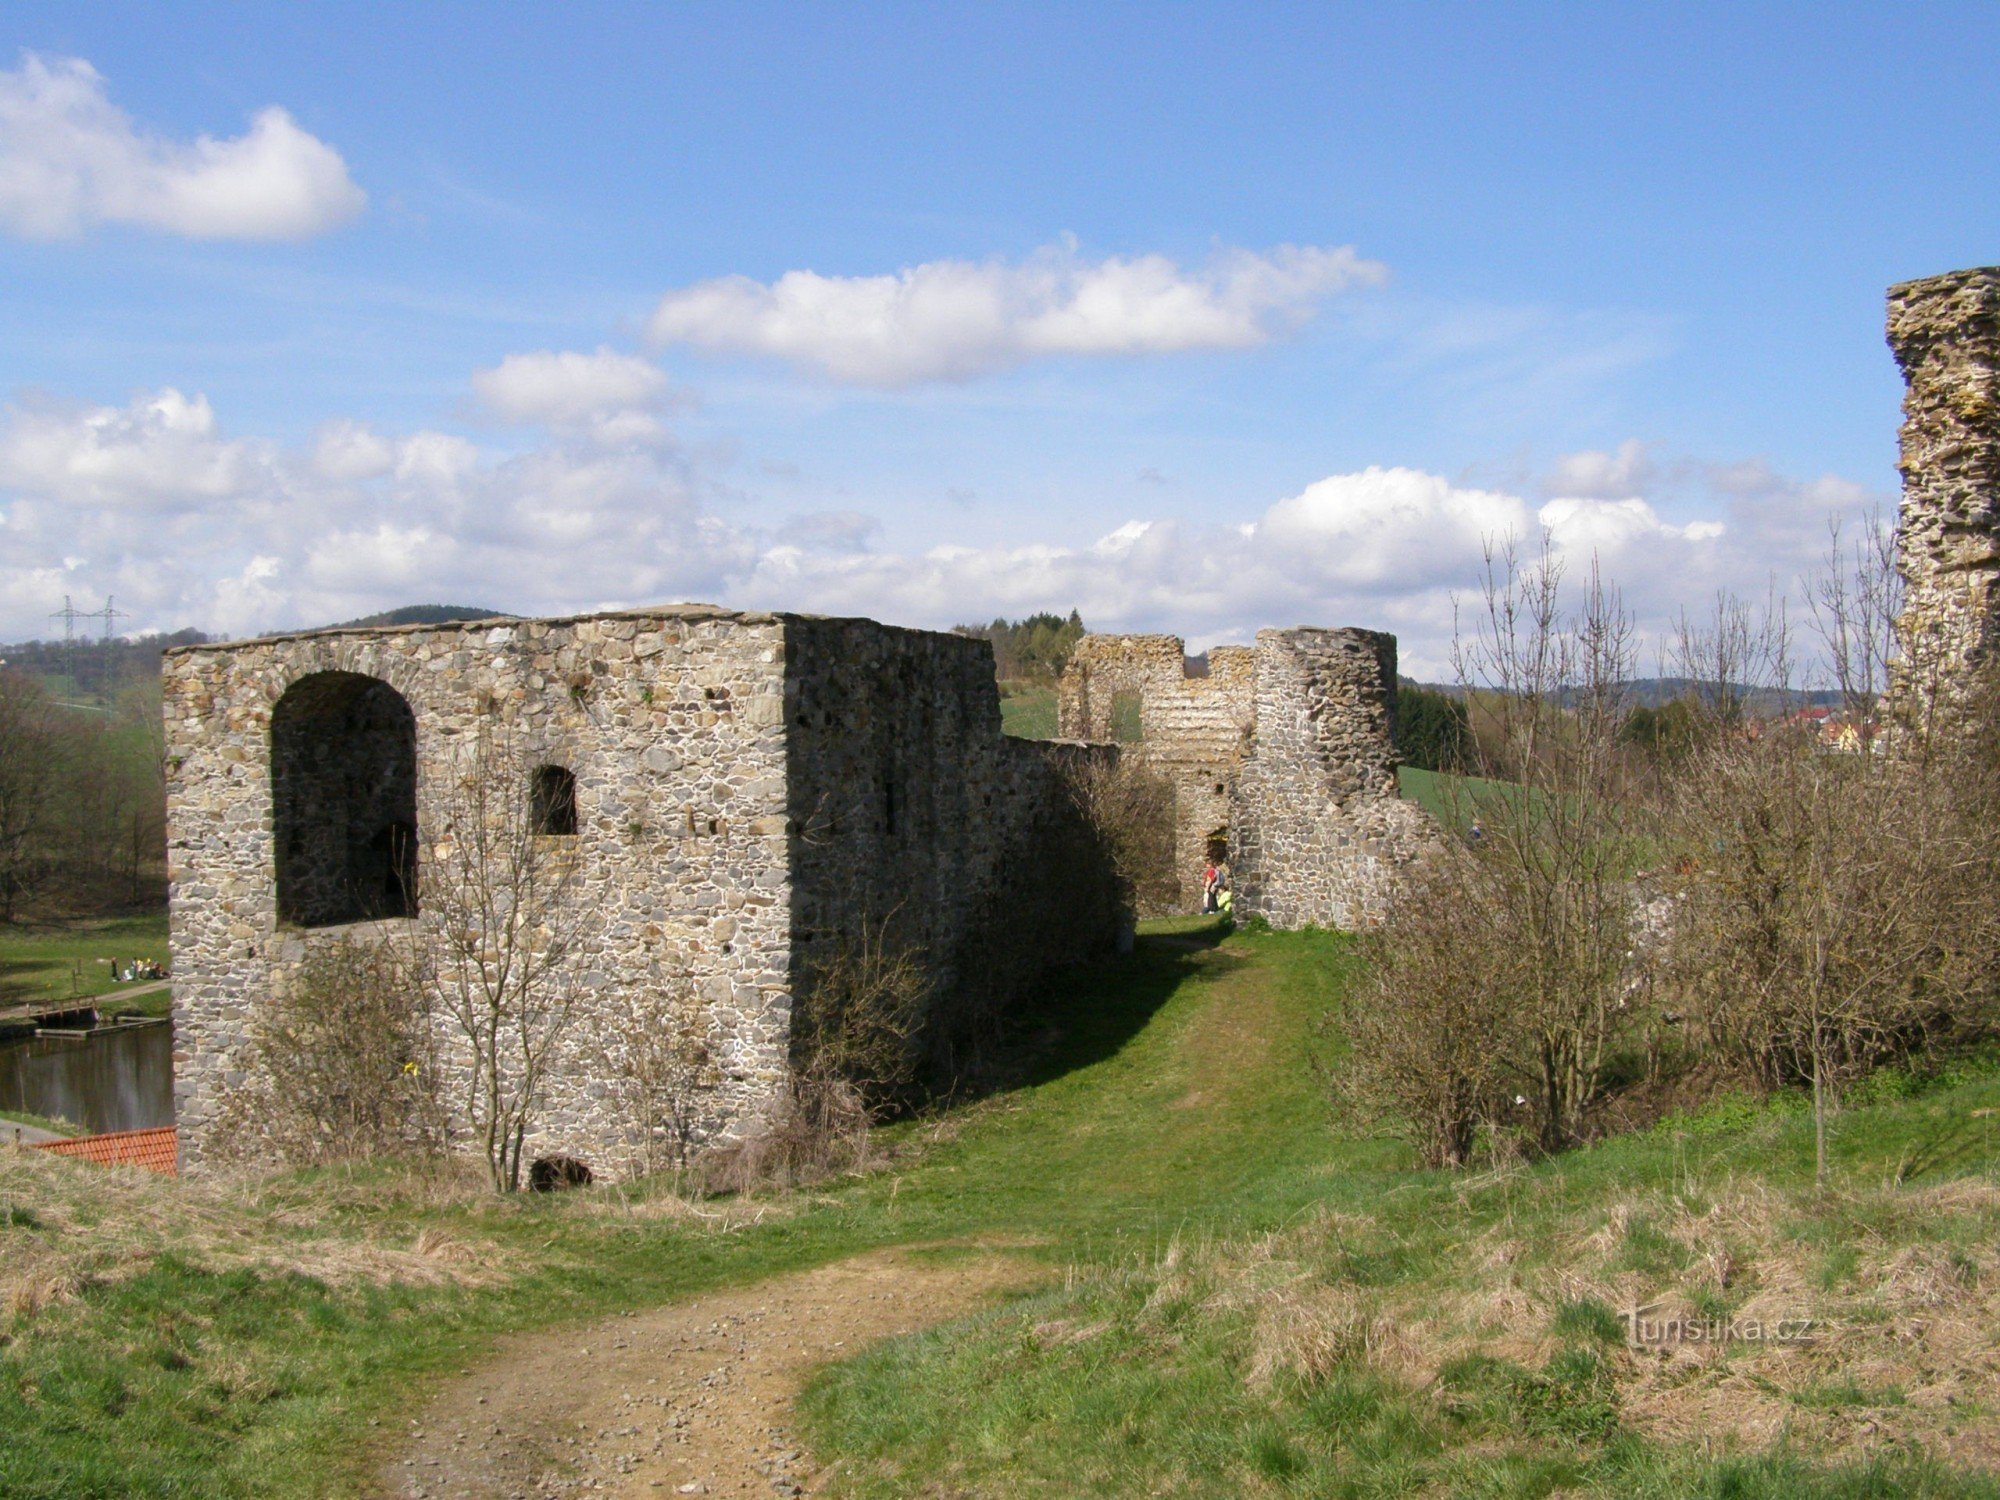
<box><xmin>44</xmin><ymin>594</ymin><xmax>125</xmax><ymax>705</ymax></box>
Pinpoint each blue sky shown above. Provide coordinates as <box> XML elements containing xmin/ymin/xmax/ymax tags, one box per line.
<box><xmin>1</xmin><ymin>3</ymin><xmax>1994</xmax><ymax>672</ymax></box>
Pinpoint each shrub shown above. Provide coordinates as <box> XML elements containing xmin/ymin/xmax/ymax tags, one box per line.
<box><xmin>590</xmin><ymin>972</ymin><xmax>721</xmax><ymax>1175</ymax></box>
<box><xmin>704</xmin><ymin>916</ymin><xmax>931</xmax><ymax>1192</ymax></box>
<box><xmin>1058</xmin><ymin>751</ymin><xmax>1177</xmax><ymax>917</ymax></box>
<box><xmin>1337</xmin><ymin>850</ymin><xmax>1515</xmax><ymax>1168</ymax></box>
<box><xmin>227</xmin><ymin>937</ymin><xmax>446</xmax><ymax>1166</ymax></box>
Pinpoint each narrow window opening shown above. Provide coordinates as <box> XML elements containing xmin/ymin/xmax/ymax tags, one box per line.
<box><xmin>530</xmin><ymin>764</ymin><xmax>578</xmax><ymax>836</ymax></box>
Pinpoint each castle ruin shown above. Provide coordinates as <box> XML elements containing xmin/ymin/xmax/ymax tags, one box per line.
<box><xmin>1889</xmin><ymin>266</ymin><xmax>2000</xmax><ymax>721</ymax></box>
<box><xmin>164</xmin><ymin>608</ymin><xmax>1123</xmax><ymax>1177</ymax></box>
<box><xmin>165</xmin><ymin>605</ymin><xmax>1420</xmax><ymax>1177</ymax></box>
<box><xmin>1057</xmin><ymin>625</ymin><xmax>1430</xmax><ymax>928</ymax></box>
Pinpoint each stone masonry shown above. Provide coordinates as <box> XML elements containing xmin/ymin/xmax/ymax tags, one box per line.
<box><xmin>1057</xmin><ymin>635</ymin><xmax>1256</xmax><ymax>912</ymax></box>
<box><xmin>1057</xmin><ymin>624</ymin><xmax>1428</xmax><ymax>928</ymax></box>
<box><xmin>1232</xmin><ymin>628</ymin><xmax>1435</xmax><ymax>930</ymax></box>
<box><xmin>1889</xmin><ymin>266</ymin><xmax>2000</xmax><ymax>724</ymax></box>
<box><xmin>164</xmin><ymin>606</ymin><xmax>1117</xmax><ymax>1178</ymax></box>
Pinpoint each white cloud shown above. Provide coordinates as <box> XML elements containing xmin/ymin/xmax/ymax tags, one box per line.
<box><xmin>0</xmin><ymin>53</ymin><xmax>364</xmax><ymax>240</ymax></box>
<box><xmin>743</xmin><ymin>460</ymin><xmax>1881</xmax><ymax>678</ymax></box>
<box><xmin>1544</xmin><ymin>438</ymin><xmax>1654</xmax><ymax>499</ymax></box>
<box><xmin>0</xmin><ymin>389</ymin><xmax>257</xmax><ymax>509</ymax></box>
<box><xmin>0</xmin><ymin>383</ymin><xmax>734</xmax><ymax>640</ymax></box>
<box><xmin>0</xmin><ymin>384</ymin><xmax>1878</xmax><ymax>683</ymax></box>
<box><xmin>646</xmin><ymin>240</ymin><xmax>1386</xmax><ymax>385</ymax></box>
<box><xmin>470</xmin><ymin>347</ymin><xmax>677</xmax><ymax>446</ymax></box>
<box><xmin>1260</xmin><ymin>468</ymin><xmax>1527</xmax><ymax>588</ymax></box>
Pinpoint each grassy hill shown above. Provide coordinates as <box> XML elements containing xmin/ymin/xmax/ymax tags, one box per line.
<box><xmin>4</xmin><ymin>922</ymin><xmax>1997</xmax><ymax>1495</ymax></box>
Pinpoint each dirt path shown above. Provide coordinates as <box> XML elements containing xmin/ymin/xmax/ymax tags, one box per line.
<box><xmin>386</xmin><ymin>1248</ymin><xmax>1037</xmax><ymax>1500</ymax></box>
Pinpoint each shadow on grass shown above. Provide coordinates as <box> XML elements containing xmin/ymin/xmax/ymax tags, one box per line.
<box><xmin>954</xmin><ymin>917</ymin><xmax>1246</xmax><ymax>1105</ymax></box>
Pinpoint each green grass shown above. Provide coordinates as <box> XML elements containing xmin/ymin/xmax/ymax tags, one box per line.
<box><xmin>999</xmin><ymin>681</ymin><xmax>1058</xmax><ymax>739</ymax></box>
<box><xmin>1397</xmin><ymin>763</ymin><xmax>1528</xmax><ymax>829</ymax></box>
<box><xmin>0</xmin><ymin>1107</ymin><xmax>81</xmax><ymax>1137</ymax></box>
<box><xmin>0</xmin><ymin>914</ymin><xmax>170</xmax><ymax>1009</ymax></box>
<box><xmin>6</xmin><ymin>917</ymin><xmax>2000</xmax><ymax>1497</ymax></box>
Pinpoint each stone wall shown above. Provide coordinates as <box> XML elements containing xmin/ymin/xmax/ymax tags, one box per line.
<box><xmin>1889</xmin><ymin>266</ymin><xmax>2000</xmax><ymax>724</ymax></box>
<box><xmin>784</xmin><ymin>617</ymin><xmax>1117</xmax><ymax>1071</ymax></box>
<box><xmin>1232</xmin><ymin>627</ymin><xmax>1432</xmax><ymax>930</ymax></box>
<box><xmin>1057</xmin><ymin>635</ymin><xmax>1255</xmax><ymax>912</ymax></box>
<box><xmin>165</xmin><ymin>607</ymin><xmax>797</xmax><ymax>1178</ymax></box>
<box><xmin>165</xmin><ymin>606</ymin><xmax>1118</xmax><ymax>1178</ymax></box>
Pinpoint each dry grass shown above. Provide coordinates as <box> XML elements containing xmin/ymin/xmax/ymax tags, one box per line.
<box><xmin>1104</xmin><ymin>1167</ymin><xmax>2000</xmax><ymax>1466</ymax></box>
<box><xmin>0</xmin><ymin>1147</ymin><xmax>515</xmax><ymax>1332</ymax></box>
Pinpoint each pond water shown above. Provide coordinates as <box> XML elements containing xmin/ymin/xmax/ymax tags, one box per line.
<box><xmin>0</xmin><ymin>1022</ymin><xmax>173</xmax><ymax>1134</ymax></box>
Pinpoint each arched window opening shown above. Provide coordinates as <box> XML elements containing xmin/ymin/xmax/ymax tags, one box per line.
<box><xmin>272</xmin><ymin>672</ymin><xmax>418</xmax><ymax>926</ymax></box>
<box><xmin>530</xmin><ymin>764</ymin><xmax>578</xmax><ymax>836</ymax></box>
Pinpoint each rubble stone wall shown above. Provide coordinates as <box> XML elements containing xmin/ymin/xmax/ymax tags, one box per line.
<box><xmin>1232</xmin><ymin>627</ymin><xmax>1432</xmax><ymax>930</ymax></box>
<box><xmin>1056</xmin><ymin>635</ymin><xmax>1255</xmax><ymax>912</ymax></box>
<box><xmin>783</xmin><ymin>617</ymin><xmax>1117</xmax><ymax>1068</ymax></box>
<box><xmin>164</xmin><ymin>607</ymin><xmax>796</xmax><ymax>1178</ymax></box>
<box><xmin>165</xmin><ymin>606</ymin><xmax>1118</xmax><ymax>1179</ymax></box>
<box><xmin>1889</xmin><ymin>266</ymin><xmax>2000</xmax><ymax>725</ymax></box>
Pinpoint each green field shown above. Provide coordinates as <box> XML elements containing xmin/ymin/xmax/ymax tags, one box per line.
<box><xmin>5</xmin><ymin>920</ymin><xmax>1998</xmax><ymax>1496</ymax></box>
<box><xmin>1396</xmin><ymin>762</ymin><xmax>1525</xmax><ymax>828</ymax></box>
<box><xmin>999</xmin><ymin>681</ymin><xmax>1058</xmax><ymax>738</ymax></box>
<box><xmin>0</xmin><ymin>913</ymin><xmax>171</xmax><ymax>1009</ymax></box>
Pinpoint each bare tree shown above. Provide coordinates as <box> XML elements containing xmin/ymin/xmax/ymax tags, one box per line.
<box><xmin>419</xmin><ymin>724</ymin><xmax>591</xmax><ymax>1193</ymax></box>
<box><xmin>1672</xmin><ymin>582</ymin><xmax>1793</xmax><ymax>729</ymax></box>
<box><xmin>1807</xmin><ymin>507</ymin><xmax>1901</xmax><ymax>746</ymax></box>
<box><xmin>0</xmin><ymin>670</ymin><xmax>59</xmax><ymax>922</ymax></box>
<box><xmin>1661</xmin><ymin>552</ymin><xmax>2000</xmax><ymax>1186</ymax></box>
<box><xmin>591</xmin><ymin>969</ymin><xmax>720</xmax><ymax>1176</ymax></box>
<box><xmin>1443</xmin><ymin>536</ymin><xmax>1646</xmax><ymax>1152</ymax></box>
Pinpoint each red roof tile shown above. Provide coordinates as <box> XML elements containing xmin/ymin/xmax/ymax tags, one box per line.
<box><xmin>34</xmin><ymin>1125</ymin><xmax>177</xmax><ymax>1175</ymax></box>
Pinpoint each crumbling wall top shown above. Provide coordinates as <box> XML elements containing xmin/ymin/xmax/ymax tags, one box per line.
<box><xmin>167</xmin><ymin>603</ymin><xmax>785</xmax><ymax>656</ymax></box>
<box><xmin>1887</xmin><ymin>266</ymin><xmax>2000</xmax><ymax>366</ymax></box>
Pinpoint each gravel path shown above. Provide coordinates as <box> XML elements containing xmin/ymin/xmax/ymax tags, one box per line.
<box><xmin>387</xmin><ymin>1247</ymin><xmax>1033</xmax><ymax>1499</ymax></box>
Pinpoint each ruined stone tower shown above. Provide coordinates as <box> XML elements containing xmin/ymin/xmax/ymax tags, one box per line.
<box><xmin>1233</xmin><ymin>628</ymin><xmax>1432</xmax><ymax>930</ymax></box>
<box><xmin>1888</xmin><ymin>266</ymin><xmax>2000</xmax><ymax>720</ymax></box>
<box><xmin>1057</xmin><ymin>635</ymin><xmax>1256</xmax><ymax>911</ymax></box>
<box><xmin>1056</xmin><ymin>623</ymin><xmax>1428</xmax><ymax>927</ymax></box>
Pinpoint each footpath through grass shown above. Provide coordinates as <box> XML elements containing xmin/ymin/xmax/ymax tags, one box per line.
<box><xmin>5</xmin><ymin>920</ymin><xmax>2000</xmax><ymax>1497</ymax></box>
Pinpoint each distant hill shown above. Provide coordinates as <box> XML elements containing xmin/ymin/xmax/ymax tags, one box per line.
<box><xmin>326</xmin><ymin>604</ymin><xmax>509</xmax><ymax>629</ymax></box>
